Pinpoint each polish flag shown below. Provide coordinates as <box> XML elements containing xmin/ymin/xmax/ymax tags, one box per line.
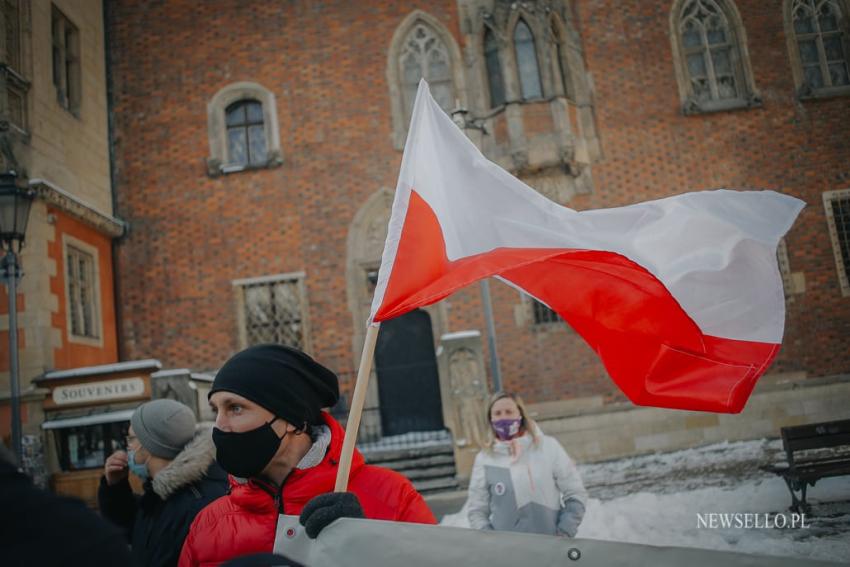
<box><xmin>369</xmin><ymin>80</ymin><xmax>804</xmax><ymax>413</ymax></box>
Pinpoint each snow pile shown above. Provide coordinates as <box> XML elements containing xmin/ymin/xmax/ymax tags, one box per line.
<box><xmin>441</xmin><ymin>439</ymin><xmax>850</xmax><ymax>563</ymax></box>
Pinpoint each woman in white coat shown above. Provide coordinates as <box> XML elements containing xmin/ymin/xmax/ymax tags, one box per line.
<box><xmin>467</xmin><ymin>392</ymin><xmax>587</xmax><ymax>537</ymax></box>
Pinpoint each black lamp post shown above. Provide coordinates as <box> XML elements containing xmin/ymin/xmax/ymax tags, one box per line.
<box><xmin>0</xmin><ymin>169</ymin><xmax>34</xmax><ymax>460</ymax></box>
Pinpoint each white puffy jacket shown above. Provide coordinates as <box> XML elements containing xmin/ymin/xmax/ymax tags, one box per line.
<box><xmin>467</xmin><ymin>431</ymin><xmax>587</xmax><ymax>536</ymax></box>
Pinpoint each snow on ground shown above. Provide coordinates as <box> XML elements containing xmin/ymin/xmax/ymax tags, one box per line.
<box><xmin>441</xmin><ymin>439</ymin><xmax>850</xmax><ymax>563</ymax></box>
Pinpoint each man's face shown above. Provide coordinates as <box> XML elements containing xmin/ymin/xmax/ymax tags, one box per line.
<box><xmin>125</xmin><ymin>425</ymin><xmax>147</xmax><ymax>463</ymax></box>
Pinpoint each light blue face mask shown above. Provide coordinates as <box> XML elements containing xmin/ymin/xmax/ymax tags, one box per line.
<box><xmin>127</xmin><ymin>449</ymin><xmax>150</xmax><ymax>481</ymax></box>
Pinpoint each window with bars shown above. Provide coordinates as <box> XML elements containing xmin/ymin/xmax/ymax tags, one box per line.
<box><xmin>789</xmin><ymin>0</ymin><xmax>850</xmax><ymax>93</ymax></box>
<box><xmin>532</xmin><ymin>298</ymin><xmax>562</xmax><ymax>325</ymax></box>
<box><xmin>824</xmin><ymin>190</ymin><xmax>850</xmax><ymax>296</ymax></box>
<box><xmin>676</xmin><ymin>0</ymin><xmax>749</xmax><ymax>109</ymax></box>
<box><xmin>52</xmin><ymin>5</ymin><xmax>80</xmax><ymax>115</ymax></box>
<box><xmin>514</xmin><ymin>19</ymin><xmax>543</xmax><ymax>100</ymax></box>
<box><xmin>66</xmin><ymin>245</ymin><xmax>99</xmax><ymax>339</ymax></box>
<box><xmin>239</xmin><ymin>275</ymin><xmax>309</xmax><ymax>350</ymax></box>
<box><xmin>225</xmin><ymin>99</ymin><xmax>267</xmax><ymax>167</ymax></box>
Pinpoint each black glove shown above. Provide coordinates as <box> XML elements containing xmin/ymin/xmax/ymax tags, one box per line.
<box><xmin>299</xmin><ymin>492</ymin><xmax>365</xmax><ymax>539</ymax></box>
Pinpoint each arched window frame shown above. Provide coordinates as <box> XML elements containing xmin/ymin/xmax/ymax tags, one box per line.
<box><xmin>206</xmin><ymin>82</ymin><xmax>282</xmax><ymax>176</ymax></box>
<box><xmin>784</xmin><ymin>0</ymin><xmax>850</xmax><ymax>98</ymax></box>
<box><xmin>669</xmin><ymin>0</ymin><xmax>760</xmax><ymax>115</ymax></box>
<box><xmin>512</xmin><ymin>17</ymin><xmax>545</xmax><ymax>101</ymax></box>
<box><xmin>387</xmin><ymin>10</ymin><xmax>467</xmax><ymax>150</ymax></box>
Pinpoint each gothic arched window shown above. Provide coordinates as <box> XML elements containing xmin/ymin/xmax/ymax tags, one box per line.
<box><xmin>484</xmin><ymin>28</ymin><xmax>506</xmax><ymax>107</ymax></box>
<box><xmin>678</xmin><ymin>0</ymin><xmax>746</xmax><ymax>103</ymax></box>
<box><xmin>671</xmin><ymin>0</ymin><xmax>758</xmax><ymax>113</ymax></box>
<box><xmin>787</xmin><ymin>0</ymin><xmax>850</xmax><ymax>93</ymax></box>
<box><xmin>514</xmin><ymin>19</ymin><xmax>543</xmax><ymax>100</ymax></box>
<box><xmin>399</xmin><ymin>22</ymin><xmax>455</xmax><ymax>123</ymax></box>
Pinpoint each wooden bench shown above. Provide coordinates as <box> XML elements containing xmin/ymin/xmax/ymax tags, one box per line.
<box><xmin>761</xmin><ymin>419</ymin><xmax>850</xmax><ymax>513</ymax></box>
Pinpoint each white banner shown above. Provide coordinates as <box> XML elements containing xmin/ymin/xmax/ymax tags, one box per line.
<box><xmin>271</xmin><ymin>514</ymin><xmax>840</xmax><ymax>567</ymax></box>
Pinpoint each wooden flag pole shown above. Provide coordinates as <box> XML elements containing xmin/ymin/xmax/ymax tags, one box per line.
<box><xmin>334</xmin><ymin>323</ymin><xmax>381</xmax><ymax>492</ymax></box>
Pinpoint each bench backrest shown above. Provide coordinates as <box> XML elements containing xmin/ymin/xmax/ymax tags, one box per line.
<box><xmin>781</xmin><ymin>419</ymin><xmax>850</xmax><ymax>464</ymax></box>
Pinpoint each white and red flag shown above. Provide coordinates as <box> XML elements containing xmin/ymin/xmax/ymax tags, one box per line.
<box><xmin>369</xmin><ymin>80</ymin><xmax>804</xmax><ymax>413</ymax></box>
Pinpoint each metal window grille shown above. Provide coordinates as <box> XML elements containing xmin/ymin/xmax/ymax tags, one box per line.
<box><xmin>242</xmin><ymin>277</ymin><xmax>306</xmax><ymax>349</ymax></box>
<box><xmin>824</xmin><ymin>192</ymin><xmax>850</xmax><ymax>295</ymax></box>
<box><xmin>66</xmin><ymin>245</ymin><xmax>98</xmax><ymax>339</ymax></box>
<box><xmin>532</xmin><ymin>298</ymin><xmax>561</xmax><ymax>325</ymax></box>
<box><xmin>776</xmin><ymin>238</ymin><xmax>794</xmax><ymax>297</ymax></box>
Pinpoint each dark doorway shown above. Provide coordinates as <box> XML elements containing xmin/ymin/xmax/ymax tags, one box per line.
<box><xmin>375</xmin><ymin>309</ymin><xmax>444</xmax><ymax>437</ymax></box>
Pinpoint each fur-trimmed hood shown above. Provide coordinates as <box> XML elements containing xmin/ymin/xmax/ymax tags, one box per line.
<box><xmin>151</xmin><ymin>423</ymin><xmax>216</xmax><ymax>500</ymax></box>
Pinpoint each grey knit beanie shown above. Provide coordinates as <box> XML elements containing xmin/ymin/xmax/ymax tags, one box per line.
<box><xmin>130</xmin><ymin>399</ymin><xmax>196</xmax><ymax>459</ymax></box>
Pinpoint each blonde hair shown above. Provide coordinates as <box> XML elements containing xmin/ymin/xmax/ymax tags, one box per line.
<box><xmin>482</xmin><ymin>391</ymin><xmax>540</xmax><ymax>450</ymax></box>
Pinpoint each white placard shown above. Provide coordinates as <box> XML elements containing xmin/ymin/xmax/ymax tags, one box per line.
<box><xmin>52</xmin><ymin>377</ymin><xmax>146</xmax><ymax>405</ymax></box>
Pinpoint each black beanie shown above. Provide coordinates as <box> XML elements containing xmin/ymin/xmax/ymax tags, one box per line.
<box><xmin>210</xmin><ymin>344</ymin><xmax>339</xmax><ymax>427</ymax></box>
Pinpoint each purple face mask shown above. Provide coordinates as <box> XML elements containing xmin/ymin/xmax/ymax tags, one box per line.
<box><xmin>492</xmin><ymin>418</ymin><xmax>522</xmax><ymax>441</ymax></box>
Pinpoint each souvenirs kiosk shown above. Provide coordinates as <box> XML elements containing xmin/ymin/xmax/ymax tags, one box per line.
<box><xmin>35</xmin><ymin>360</ymin><xmax>214</xmax><ymax>507</ymax></box>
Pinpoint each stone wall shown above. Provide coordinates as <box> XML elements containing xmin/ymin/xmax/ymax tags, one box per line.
<box><xmin>534</xmin><ymin>373</ymin><xmax>850</xmax><ymax>464</ymax></box>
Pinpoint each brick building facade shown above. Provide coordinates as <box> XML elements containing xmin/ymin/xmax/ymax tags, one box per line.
<box><xmin>104</xmin><ymin>0</ymin><xmax>849</xmax><ymax>449</ymax></box>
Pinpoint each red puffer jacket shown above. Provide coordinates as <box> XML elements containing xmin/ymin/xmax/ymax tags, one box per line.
<box><xmin>178</xmin><ymin>412</ymin><xmax>436</xmax><ymax>566</ymax></box>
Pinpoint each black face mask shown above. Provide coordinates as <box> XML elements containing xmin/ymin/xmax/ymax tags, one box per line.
<box><xmin>213</xmin><ymin>417</ymin><xmax>286</xmax><ymax>478</ymax></box>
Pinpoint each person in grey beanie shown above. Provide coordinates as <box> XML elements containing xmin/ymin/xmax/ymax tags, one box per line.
<box><xmin>98</xmin><ymin>399</ymin><xmax>227</xmax><ymax>567</ymax></box>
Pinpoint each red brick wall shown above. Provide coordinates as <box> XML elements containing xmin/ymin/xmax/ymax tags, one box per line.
<box><xmin>568</xmin><ymin>0</ymin><xmax>850</xmax><ymax>385</ymax></box>
<box><xmin>523</xmin><ymin>100</ymin><xmax>554</xmax><ymax>138</ymax></box>
<box><xmin>106</xmin><ymin>0</ymin><xmax>850</xmax><ymax>407</ymax></box>
<box><xmin>106</xmin><ymin>1</ymin><xmax>464</xmax><ymax>399</ymax></box>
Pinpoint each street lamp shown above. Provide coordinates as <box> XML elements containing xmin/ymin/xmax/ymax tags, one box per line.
<box><xmin>0</xmin><ymin>169</ymin><xmax>34</xmax><ymax>461</ymax></box>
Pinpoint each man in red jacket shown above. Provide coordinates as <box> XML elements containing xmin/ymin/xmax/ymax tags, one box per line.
<box><xmin>179</xmin><ymin>344</ymin><xmax>435</xmax><ymax>566</ymax></box>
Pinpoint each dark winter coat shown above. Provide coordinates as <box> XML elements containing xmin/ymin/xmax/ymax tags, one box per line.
<box><xmin>98</xmin><ymin>424</ymin><xmax>228</xmax><ymax>567</ymax></box>
<box><xmin>178</xmin><ymin>412</ymin><xmax>436</xmax><ymax>567</ymax></box>
<box><xmin>1</xmin><ymin>449</ymin><xmax>135</xmax><ymax>567</ymax></box>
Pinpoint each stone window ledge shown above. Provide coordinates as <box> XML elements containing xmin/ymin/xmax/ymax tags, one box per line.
<box><xmin>797</xmin><ymin>84</ymin><xmax>850</xmax><ymax>102</ymax></box>
<box><xmin>682</xmin><ymin>94</ymin><xmax>763</xmax><ymax>116</ymax></box>
<box><xmin>206</xmin><ymin>150</ymin><xmax>283</xmax><ymax>178</ymax></box>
